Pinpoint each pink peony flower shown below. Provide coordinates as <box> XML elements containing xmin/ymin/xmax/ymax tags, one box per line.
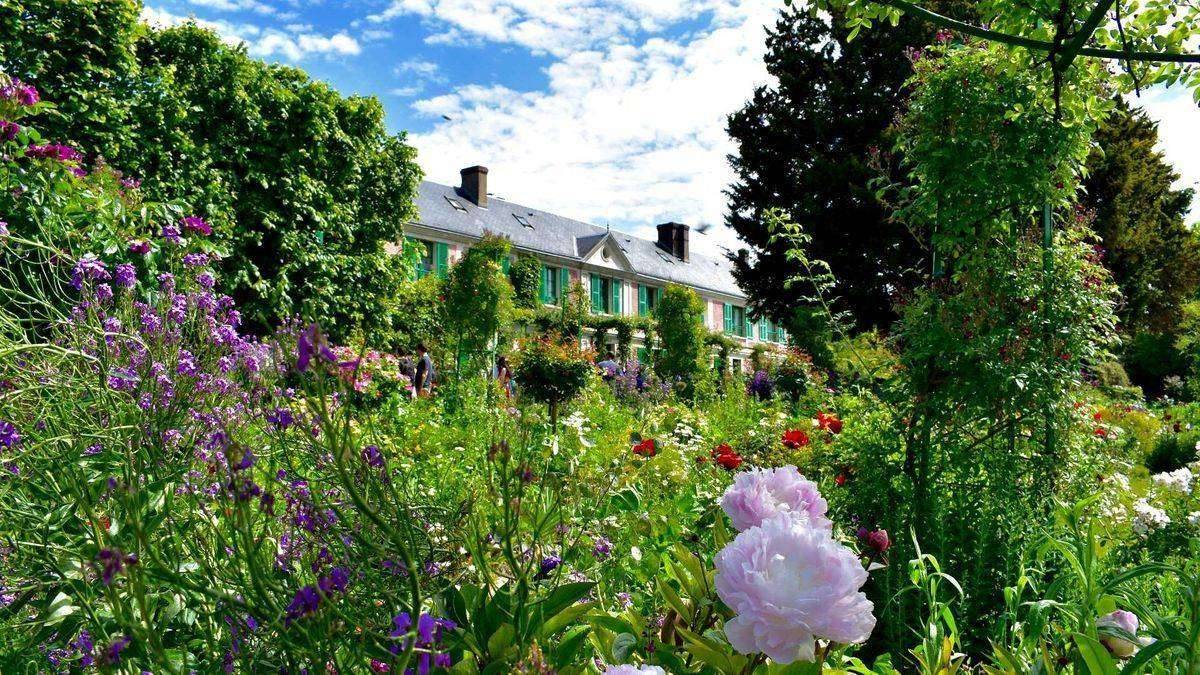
<box><xmin>721</xmin><ymin>465</ymin><xmax>830</xmax><ymax>532</ymax></box>
<box><xmin>715</xmin><ymin>513</ymin><xmax>875</xmax><ymax>664</ymax></box>
<box><xmin>605</xmin><ymin>667</ymin><xmax>665</xmax><ymax>675</ymax></box>
<box><xmin>1097</xmin><ymin>610</ymin><xmax>1151</xmax><ymax>658</ymax></box>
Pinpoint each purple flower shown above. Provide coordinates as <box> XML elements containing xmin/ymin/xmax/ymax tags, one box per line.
<box><xmin>96</xmin><ymin>548</ymin><xmax>138</xmax><ymax>585</ymax></box>
<box><xmin>592</xmin><ymin>537</ymin><xmax>613</xmax><ymax>560</ymax></box>
<box><xmin>99</xmin><ymin>636</ymin><xmax>131</xmax><ymax>666</ymax></box>
<box><xmin>197</xmin><ymin>271</ymin><xmax>216</xmax><ymax>289</ymax></box>
<box><xmin>390</xmin><ymin>612</ymin><xmax>456</xmax><ymax>670</ymax></box>
<box><xmin>128</xmin><ymin>240</ymin><xmax>151</xmax><ymax>255</ymax></box>
<box><xmin>266</xmin><ymin>407</ymin><xmax>294</xmax><ymax>430</ymax></box>
<box><xmin>71</xmin><ymin>630</ymin><xmax>95</xmax><ymax>667</ymax></box>
<box><xmin>0</xmin><ymin>121</ymin><xmax>19</xmax><ymax>141</ymax></box>
<box><xmin>0</xmin><ymin>221</ymin><xmax>8</xmax><ymax>238</ymax></box>
<box><xmin>161</xmin><ymin>224</ymin><xmax>182</xmax><ymax>244</ymax></box>
<box><xmin>70</xmin><ymin>254</ymin><xmax>110</xmax><ymax>291</ymax></box>
<box><xmin>284</xmin><ymin>585</ymin><xmax>321</xmax><ymax>625</ymax></box>
<box><xmin>114</xmin><ymin>263</ymin><xmax>137</xmax><ymax>289</ymax></box>
<box><xmin>362</xmin><ymin>445</ymin><xmax>384</xmax><ymax>468</ymax></box>
<box><xmin>538</xmin><ymin>555</ymin><xmax>562</xmax><ymax>577</ymax></box>
<box><xmin>181</xmin><ymin>216</ymin><xmax>212</xmax><ymax>236</ymax></box>
<box><xmin>120</xmin><ymin>176</ymin><xmax>141</xmax><ymax>190</ymax></box>
<box><xmin>0</xmin><ymin>420</ymin><xmax>19</xmax><ymax>449</ymax></box>
<box><xmin>95</xmin><ymin>283</ymin><xmax>113</xmax><ymax>303</ymax></box>
<box><xmin>84</xmin><ymin>444</ymin><xmax>103</xmax><ymax>456</ymax></box>
<box><xmin>26</xmin><ymin>143</ymin><xmax>81</xmax><ymax>162</ymax></box>
<box><xmin>182</xmin><ymin>253</ymin><xmax>210</xmax><ymax>267</ymax></box>
<box><xmin>318</xmin><ymin>567</ymin><xmax>350</xmax><ymax>595</ymax></box>
<box><xmin>746</xmin><ymin>370</ymin><xmax>775</xmax><ymax>401</ymax></box>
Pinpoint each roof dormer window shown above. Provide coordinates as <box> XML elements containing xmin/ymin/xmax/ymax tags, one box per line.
<box><xmin>445</xmin><ymin>196</ymin><xmax>467</xmax><ymax>212</ymax></box>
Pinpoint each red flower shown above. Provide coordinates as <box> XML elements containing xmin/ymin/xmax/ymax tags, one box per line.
<box><xmin>632</xmin><ymin>438</ymin><xmax>656</xmax><ymax>457</ymax></box>
<box><xmin>858</xmin><ymin>528</ymin><xmax>890</xmax><ymax>555</ymax></box>
<box><xmin>1094</xmin><ymin>428</ymin><xmax>1108</xmax><ymax>439</ymax></box>
<box><xmin>715</xmin><ymin>452</ymin><xmax>743</xmax><ymax>470</ymax></box>
<box><xmin>1092</xmin><ymin>412</ymin><xmax>1102</xmax><ymax>422</ymax></box>
<box><xmin>711</xmin><ymin>443</ymin><xmax>743</xmax><ymax>470</ymax></box>
<box><xmin>815</xmin><ymin>412</ymin><xmax>843</xmax><ymax>434</ymax></box>
<box><xmin>835</xmin><ymin>473</ymin><xmax>848</xmax><ymax>487</ymax></box>
<box><xmin>781</xmin><ymin>429</ymin><xmax>810</xmax><ymax>449</ymax></box>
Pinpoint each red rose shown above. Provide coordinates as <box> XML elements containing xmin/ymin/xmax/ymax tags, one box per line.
<box><xmin>835</xmin><ymin>473</ymin><xmax>848</xmax><ymax>486</ymax></box>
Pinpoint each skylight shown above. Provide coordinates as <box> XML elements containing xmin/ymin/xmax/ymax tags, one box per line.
<box><xmin>444</xmin><ymin>196</ymin><xmax>467</xmax><ymax>212</ymax></box>
<box><xmin>513</xmin><ymin>213</ymin><xmax>533</xmax><ymax>228</ymax></box>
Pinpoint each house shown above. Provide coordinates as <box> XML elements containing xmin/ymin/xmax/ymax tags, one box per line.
<box><xmin>402</xmin><ymin>166</ymin><xmax>786</xmax><ymax>371</ymax></box>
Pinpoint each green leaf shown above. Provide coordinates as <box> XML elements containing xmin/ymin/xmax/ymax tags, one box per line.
<box><xmin>612</xmin><ymin>632</ymin><xmax>638</xmax><ymax>662</ymax></box>
<box><xmin>1073</xmin><ymin>633</ymin><xmax>1120</xmax><ymax>675</ymax></box>
<box><xmin>487</xmin><ymin>623</ymin><xmax>515</xmax><ymax>657</ymax></box>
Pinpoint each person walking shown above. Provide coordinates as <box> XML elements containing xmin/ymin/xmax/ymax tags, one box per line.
<box><xmin>495</xmin><ymin>355</ymin><xmax>513</xmax><ymax>398</ymax></box>
<box><xmin>414</xmin><ymin>343</ymin><xmax>435</xmax><ymax>397</ymax></box>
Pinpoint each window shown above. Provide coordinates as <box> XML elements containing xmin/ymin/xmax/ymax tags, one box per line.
<box><xmin>723</xmin><ymin>303</ymin><xmax>750</xmax><ymax>338</ymax></box>
<box><xmin>540</xmin><ymin>265</ymin><xmax>570</xmax><ymax>305</ymax></box>
<box><xmin>638</xmin><ymin>284</ymin><xmax>661</xmax><ymax>317</ymax></box>
<box><xmin>410</xmin><ymin>238</ymin><xmax>449</xmax><ymax>280</ymax></box>
<box><xmin>758</xmin><ymin>318</ymin><xmax>784</xmax><ymax>343</ymax></box>
<box><xmin>590</xmin><ymin>274</ymin><xmax>623</xmax><ymax>314</ymax></box>
<box><xmin>444</xmin><ymin>196</ymin><xmax>467</xmax><ymax>212</ymax></box>
<box><xmin>513</xmin><ymin>213</ymin><xmax>533</xmax><ymax>228</ymax></box>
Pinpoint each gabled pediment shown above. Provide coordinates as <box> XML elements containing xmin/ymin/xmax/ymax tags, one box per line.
<box><xmin>578</xmin><ymin>232</ymin><xmax>633</xmax><ymax>272</ymax></box>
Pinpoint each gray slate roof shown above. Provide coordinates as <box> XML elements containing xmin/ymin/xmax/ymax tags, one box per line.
<box><xmin>413</xmin><ymin>180</ymin><xmax>744</xmax><ymax>299</ymax></box>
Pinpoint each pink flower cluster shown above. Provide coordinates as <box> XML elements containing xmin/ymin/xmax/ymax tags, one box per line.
<box><xmin>715</xmin><ymin>467</ymin><xmax>874</xmax><ymax>664</ymax></box>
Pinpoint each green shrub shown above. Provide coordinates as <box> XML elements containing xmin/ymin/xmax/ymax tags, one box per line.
<box><xmin>508</xmin><ymin>254</ymin><xmax>542</xmax><ymax>309</ymax></box>
<box><xmin>654</xmin><ymin>284</ymin><xmax>708</xmax><ymax>394</ymax></box>
<box><xmin>512</xmin><ymin>332</ymin><xmax>595</xmax><ymax>423</ymax></box>
<box><xmin>1145</xmin><ymin>432</ymin><xmax>1199</xmax><ymax>474</ymax></box>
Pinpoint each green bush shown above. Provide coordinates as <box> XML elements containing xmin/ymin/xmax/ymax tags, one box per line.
<box><xmin>508</xmin><ymin>254</ymin><xmax>541</xmax><ymax>309</ymax></box>
<box><xmin>654</xmin><ymin>284</ymin><xmax>707</xmax><ymax>394</ymax></box>
<box><xmin>1145</xmin><ymin>432</ymin><xmax>1200</xmax><ymax>474</ymax></box>
<box><xmin>512</xmin><ymin>332</ymin><xmax>595</xmax><ymax>423</ymax></box>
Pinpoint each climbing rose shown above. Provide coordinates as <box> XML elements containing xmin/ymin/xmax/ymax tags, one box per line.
<box><xmin>1097</xmin><ymin>610</ymin><xmax>1151</xmax><ymax>658</ymax></box>
<box><xmin>721</xmin><ymin>465</ymin><xmax>830</xmax><ymax>532</ymax></box>
<box><xmin>715</xmin><ymin>513</ymin><xmax>875</xmax><ymax>664</ymax></box>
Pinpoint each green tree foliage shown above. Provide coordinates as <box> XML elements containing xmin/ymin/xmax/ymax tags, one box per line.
<box><xmin>0</xmin><ymin>0</ymin><xmax>142</xmax><ymax>159</ymax></box>
<box><xmin>653</xmin><ymin>284</ymin><xmax>707</xmax><ymax>393</ymax></box>
<box><xmin>1082</xmin><ymin>100</ymin><xmax>1200</xmax><ymax>337</ymax></box>
<box><xmin>388</xmin><ymin>275</ymin><xmax>447</xmax><ymax>356</ymax></box>
<box><xmin>444</xmin><ymin>234</ymin><xmax>514</xmax><ymax>371</ymax></box>
<box><xmin>0</xmin><ymin>6</ymin><xmax>422</xmax><ymax>344</ymax></box>
<box><xmin>508</xmin><ymin>254</ymin><xmax>542</xmax><ymax>309</ymax></box>
<box><xmin>725</xmin><ymin>6</ymin><xmax>962</xmax><ymax>328</ymax></box>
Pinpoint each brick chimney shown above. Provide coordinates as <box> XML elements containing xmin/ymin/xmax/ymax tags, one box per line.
<box><xmin>656</xmin><ymin>222</ymin><xmax>690</xmax><ymax>262</ymax></box>
<box><xmin>458</xmin><ymin>165</ymin><xmax>488</xmax><ymax>207</ymax></box>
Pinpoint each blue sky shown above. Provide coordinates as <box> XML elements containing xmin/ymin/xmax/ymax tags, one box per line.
<box><xmin>143</xmin><ymin>1</ymin><xmax>1199</xmax><ymax>257</ymax></box>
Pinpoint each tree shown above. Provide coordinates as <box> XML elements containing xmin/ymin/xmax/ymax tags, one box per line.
<box><xmin>653</xmin><ymin>284</ymin><xmax>707</xmax><ymax>394</ymax></box>
<box><xmin>725</xmin><ymin>7</ymin><xmax>950</xmax><ymax>329</ymax></box>
<box><xmin>1082</xmin><ymin>99</ymin><xmax>1200</xmax><ymax>336</ymax></box>
<box><xmin>444</xmin><ymin>234</ymin><xmax>514</xmax><ymax>372</ymax></box>
<box><xmin>0</xmin><ymin>7</ymin><xmax>423</xmax><ymax>344</ymax></box>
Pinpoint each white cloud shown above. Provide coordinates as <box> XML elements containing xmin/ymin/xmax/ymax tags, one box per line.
<box><xmin>184</xmin><ymin>0</ymin><xmax>276</xmax><ymax>15</ymax></box>
<box><xmin>395</xmin><ymin>58</ymin><xmax>443</xmax><ymax>79</ymax></box>
<box><xmin>409</xmin><ymin>0</ymin><xmax>779</xmax><ymax>257</ymax></box>
<box><xmin>367</xmin><ymin>0</ymin><xmax>752</xmax><ymax>57</ymax></box>
<box><xmin>141</xmin><ymin>5</ymin><xmax>360</xmax><ymax>61</ymax></box>
<box><xmin>1138</xmin><ymin>87</ymin><xmax>1200</xmax><ymax>225</ymax></box>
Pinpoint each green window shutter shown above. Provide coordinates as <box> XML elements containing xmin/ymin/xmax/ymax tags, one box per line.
<box><xmin>744</xmin><ymin>314</ymin><xmax>753</xmax><ymax>339</ymax></box>
<box><xmin>723</xmin><ymin>303</ymin><xmax>732</xmax><ymax>334</ymax></box>
<box><xmin>540</xmin><ymin>265</ymin><xmax>551</xmax><ymax>304</ymax></box>
<box><xmin>638</xmin><ymin>285</ymin><xmax>648</xmax><ymax>317</ymax></box>
<box><xmin>559</xmin><ymin>268</ymin><xmax>570</xmax><ymax>304</ymax></box>
<box><xmin>611</xmin><ymin>278</ymin><xmax>622</xmax><ymax>314</ymax></box>
<box><xmin>590</xmin><ymin>274</ymin><xmax>603</xmax><ymax>313</ymax></box>
<box><xmin>501</xmin><ymin>256</ymin><xmax>511</xmax><ymax>274</ymax></box>
<box><xmin>435</xmin><ymin>242</ymin><xmax>450</xmax><ymax>278</ymax></box>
